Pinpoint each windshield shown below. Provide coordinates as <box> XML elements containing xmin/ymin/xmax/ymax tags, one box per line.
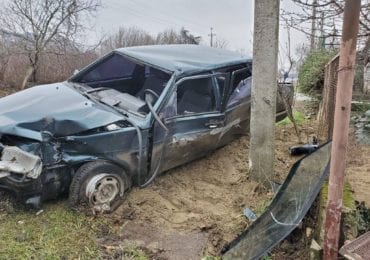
<box><xmin>70</xmin><ymin>52</ymin><xmax>171</xmax><ymax>116</ymax></box>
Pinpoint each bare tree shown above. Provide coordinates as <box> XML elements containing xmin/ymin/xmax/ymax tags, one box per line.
<box><xmin>100</xmin><ymin>27</ymin><xmax>155</xmax><ymax>54</ymax></box>
<box><xmin>213</xmin><ymin>38</ymin><xmax>229</xmax><ymax>49</ymax></box>
<box><xmin>0</xmin><ymin>0</ymin><xmax>101</xmax><ymax>89</ymax></box>
<box><xmin>157</xmin><ymin>27</ymin><xmax>201</xmax><ymax>45</ymax></box>
<box><xmin>101</xmin><ymin>26</ymin><xmax>201</xmax><ymax>54</ymax></box>
<box><xmin>280</xmin><ymin>25</ymin><xmax>295</xmax><ymax>80</ymax></box>
<box><xmin>281</xmin><ymin>0</ymin><xmax>370</xmax><ymax>48</ymax></box>
<box><xmin>0</xmin><ymin>31</ymin><xmax>12</xmax><ymax>82</ymax></box>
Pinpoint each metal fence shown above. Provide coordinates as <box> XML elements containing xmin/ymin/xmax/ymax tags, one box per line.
<box><xmin>317</xmin><ymin>54</ymin><xmax>340</xmax><ymax>140</ymax></box>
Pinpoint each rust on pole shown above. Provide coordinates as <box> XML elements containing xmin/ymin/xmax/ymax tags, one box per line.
<box><xmin>323</xmin><ymin>0</ymin><xmax>361</xmax><ymax>259</ymax></box>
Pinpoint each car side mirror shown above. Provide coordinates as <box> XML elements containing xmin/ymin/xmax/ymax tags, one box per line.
<box><xmin>73</xmin><ymin>69</ymin><xmax>79</xmax><ymax>76</ymax></box>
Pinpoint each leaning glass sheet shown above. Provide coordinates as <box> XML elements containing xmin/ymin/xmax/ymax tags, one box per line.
<box><xmin>222</xmin><ymin>142</ymin><xmax>332</xmax><ymax>260</ymax></box>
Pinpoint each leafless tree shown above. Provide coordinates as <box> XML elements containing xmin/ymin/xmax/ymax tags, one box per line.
<box><xmin>100</xmin><ymin>27</ymin><xmax>155</xmax><ymax>54</ymax></box>
<box><xmin>281</xmin><ymin>0</ymin><xmax>370</xmax><ymax>48</ymax></box>
<box><xmin>0</xmin><ymin>32</ymin><xmax>12</xmax><ymax>82</ymax></box>
<box><xmin>279</xmin><ymin>25</ymin><xmax>295</xmax><ymax>81</ymax></box>
<box><xmin>101</xmin><ymin>27</ymin><xmax>201</xmax><ymax>54</ymax></box>
<box><xmin>0</xmin><ymin>0</ymin><xmax>101</xmax><ymax>89</ymax></box>
<box><xmin>213</xmin><ymin>38</ymin><xmax>229</xmax><ymax>49</ymax></box>
<box><xmin>156</xmin><ymin>28</ymin><xmax>201</xmax><ymax>45</ymax></box>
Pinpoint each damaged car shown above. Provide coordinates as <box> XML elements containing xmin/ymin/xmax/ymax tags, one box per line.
<box><xmin>0</xmin><ymin>45</ymin><xmax>293</xmax><ymax>212</ymax></box>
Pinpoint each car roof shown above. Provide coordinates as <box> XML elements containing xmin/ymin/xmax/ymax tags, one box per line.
<box><xmin>116</xmin><ymin>44</ymin><xmax>251</xmax><ymax>76</ymax></box>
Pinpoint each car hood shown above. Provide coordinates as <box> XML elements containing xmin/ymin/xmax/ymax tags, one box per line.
<box><xmin>0</xmin><ymin>82</ymin><xmax>124</xmax><ymax>141</ymax></box>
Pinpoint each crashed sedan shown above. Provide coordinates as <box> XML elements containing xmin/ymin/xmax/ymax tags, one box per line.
<box><xmin>0</xmin><ymin>45</ymin><xmax>292</xmax><ymax>212</ymax></box>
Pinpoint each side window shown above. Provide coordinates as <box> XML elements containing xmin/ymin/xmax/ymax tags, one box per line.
<box><xmin>176</xmin><ymin>76</ymin><xmax>217</xmax><ymax>115</ymax></box>
<box><xmin>227</xmin><ymin>68</ymin><xmax>252</xmax><ymax>108</ymax></box>
<box><xmin>79</xmin><ymin>53</ymin><xmax>136</xmax><ymax>83</ymax></box>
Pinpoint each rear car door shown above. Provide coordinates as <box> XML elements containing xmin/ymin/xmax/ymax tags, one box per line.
<box><xmin>151</xmin><ymin>73</ymin><xmax>227</xmax><ymax>172</ymax></box>
<box><xmin>217</xmin><ymin>67</ymin><xmax>252</xmax><ymax>147</ymax></box>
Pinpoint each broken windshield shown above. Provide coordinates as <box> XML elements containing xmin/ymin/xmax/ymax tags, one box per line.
<box><xmin>70</xmin><ymin>52</ymin><xmax>172</xmax><ymax>116</ymax></box>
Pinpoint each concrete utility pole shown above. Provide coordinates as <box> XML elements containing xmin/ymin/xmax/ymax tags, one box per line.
<box><xmin>323</xmin><ymin>0</ymin><xmax>361</xmax><ymax>259</ymax></box>
<box><xmin>249</xmin><ymin>0</ymin><xmax>280</xmax><ymax>187</ymax></box>
<box><xmin>208</xmin><ymin>27</ymin><xmax>215</xmax><ymax>47</ymax></box>
<box><xmin>310</xmin><ymin>0</ymin><xmax>317</xmax><ymax>50</ymax></box>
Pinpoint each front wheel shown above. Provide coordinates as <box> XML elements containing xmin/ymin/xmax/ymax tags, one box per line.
<box><xmin>68</xmin><ymin>161</ymin><xmax>131</xmax><ymax>213</ymax></box>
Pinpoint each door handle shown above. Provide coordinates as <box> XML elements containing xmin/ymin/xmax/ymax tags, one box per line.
<box><xmin>208</xmin><ymin>124</ymin><xmax>218</xmax><ymax>129</ymax></box>
<box><xmin>205</xmin><ymin>121</ymin><xmax>224</xmax><ymax>129</ymax></box>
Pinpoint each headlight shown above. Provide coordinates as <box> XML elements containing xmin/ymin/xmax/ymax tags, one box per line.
<box><xmin>105</xmin><ymin>124</ymin><xmax>122</xmax><ymax>131</ymax></box>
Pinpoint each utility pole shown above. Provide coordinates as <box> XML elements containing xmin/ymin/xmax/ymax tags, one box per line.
<box><xmin>249</xmin><ymin>0</ymin><xmax>280</xmax><ymax>187</ymax></box>
<box><xmin>319</xmin><ymin>12</ymin><xmax>326</xmax><ymax>49</ymax></box>
<box><xmin>208</xmin><ymin>27</ymin><xmax>215</xmax><ymax>47</ymax></box>
<box><xmin>310</xmin><ymin>0</ymin><xmax>317</xmax><ymax>50</ymax></box>
<box><xmin>323</xmin><ymin>0</ymin><xmax>361</xmax><ymax>259</ymax></box>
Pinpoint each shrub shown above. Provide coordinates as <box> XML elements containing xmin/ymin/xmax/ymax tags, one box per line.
<box><xmin>297</xmin><ymin>49</ymin><xmax>336</xmax><ymax>94</ymax></box>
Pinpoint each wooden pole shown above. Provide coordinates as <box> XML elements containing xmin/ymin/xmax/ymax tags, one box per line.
<box><xmin>323</xmin><ymin>1</ymin><xmax>361</xmax><ymax>259</ymax></box>
<box><xmin>249</xmin><ymin>0</ymin><xmax>280</xmax><ymax>188</ymax></box>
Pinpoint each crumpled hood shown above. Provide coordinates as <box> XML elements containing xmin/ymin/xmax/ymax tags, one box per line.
<box><xmin>0</xmin><ymin>82</ymin><xmax>124</xmax><ymax>141</ymax></box>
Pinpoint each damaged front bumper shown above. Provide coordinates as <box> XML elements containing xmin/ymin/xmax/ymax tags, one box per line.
<box><xmin>0</xmin><ymin>145</ymin><xmax>43</xmax><ymax>180</ymax></box>
<box><xmin>0</xmin><ymin>143</ymin><xmax>70</xmax><ymax>208</ymax></box>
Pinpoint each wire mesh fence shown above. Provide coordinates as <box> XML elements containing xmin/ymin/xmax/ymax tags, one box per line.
<box><xmin>317</xmin><ymin>54</ymin><xmax>339</xmax><ymax>140</ymax></box>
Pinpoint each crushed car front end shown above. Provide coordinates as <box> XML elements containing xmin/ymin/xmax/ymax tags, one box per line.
<box><xmin>0</xmin><ymin>82</ymin><xmax>144</xmax><ymax>209</ymax></box>
<box><xmin>0</xmin><ymin>133</ymin><xmax>71</xmax><ymax>207</ymax></box>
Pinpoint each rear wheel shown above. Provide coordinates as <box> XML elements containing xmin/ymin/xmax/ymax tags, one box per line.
<box><xmin>68</xmin><ymin>161</ymin><xmax>131</xmax><ymax>213</ymax></box>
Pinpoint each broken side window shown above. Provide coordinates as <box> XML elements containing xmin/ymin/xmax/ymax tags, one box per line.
<box><xmin>176</xmin><ymin>76</ymin><xmax>217</xmax><ymax>115</ymax></box>
<box><xmin>227</xmin><ymin>76</ymin><xmax>252</xmax><ymax>108</ymax></box>
<box><xmin>226</xmin><ymin>68</ymin><xmax>252</xmax><ymax>108</ymax></box>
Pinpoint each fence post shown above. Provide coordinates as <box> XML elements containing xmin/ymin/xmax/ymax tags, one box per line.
<box><xmin>323</xmin><ymin>0</ymin><xmax>361</xmax><ymax>259</ymax></box>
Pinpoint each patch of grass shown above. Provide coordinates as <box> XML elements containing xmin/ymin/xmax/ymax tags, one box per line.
<box><xmin>351</xmin><ymin>102</ymin><xmax>370</xmax><ymax>113</ymax></box>
<box><xmin>320</xmin><ymin>181</ymin><xmax>355</xmax><ymax>210</ymax></box>
<box><xmin>254</xmin><ymin>198</ymin><xmax>272</xmax><ymax>216</ymax></box>
<box><xmin>277</xmin><ymin>110</ymin><xmax>306</xmax><ymax>126</ymax></box>
<box><xmin>124</xmin><ymin>245</ymin><xmax>149</xmax><ymax>260</ymax></box>
<box><xmin>0</xmin><ymin>201</ymin><xmax>107</xmax><ymax>259</ymax></box>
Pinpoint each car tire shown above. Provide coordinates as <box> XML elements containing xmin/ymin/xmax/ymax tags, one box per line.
<box><xmin>68</xmin><ymin>161</ymin><xmax>131</xmax><ymax>213</ymax></box>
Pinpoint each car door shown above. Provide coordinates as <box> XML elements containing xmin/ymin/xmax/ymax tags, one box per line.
<box><xmin>217</xmin><ymin>66</ymin><xmax>252</xmax><ymax>147</ymax></box>
<box><xmin>150</xmin><ymin>73</ymin><xmax>227</xmax><ymax>172</ymax></box>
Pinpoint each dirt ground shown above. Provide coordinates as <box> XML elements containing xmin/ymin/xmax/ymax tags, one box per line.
<box><xmin>346</xmin><ymin>132</ymin><xmax>370</xmax><ymax>208</ymax></box>
<box><xmin>1</xmin><ymin>86</ymin><xmax>368</xmax><ymax>259</ymax></box>
<box><xmin>100</xmin><ymin>100</ymin><xmax>369</xmax><ymax>259</ymax></box>
<box><xmin>99</xmin><ymin>115</ymin><xmax>319</xmax><ymax>259</ymax></box>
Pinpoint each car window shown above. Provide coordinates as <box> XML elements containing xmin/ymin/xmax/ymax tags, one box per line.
<box><xmin>226</xmin><ymin>68</ymin><xmax>252</xmax><ymax>107</ymax></box>
<box><xmin>79</xmin><ymin>53</ymin><xmax>136</xmax><ymax>83</ymax></box>
<box><xmin>176</xmin><ymin>76</ymin><xmax>217</xmax><ymax>116</ymax></box>
<box><xmin>227</xmin><ymin>76</ymin><xmax>252</xmax><ymax>108</ymax></box>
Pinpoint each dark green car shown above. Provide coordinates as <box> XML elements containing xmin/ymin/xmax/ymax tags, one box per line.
<box><xmin>0</xmin><ymin>45</ymin><xmax>293</xmax><ymax>212</ymax></box>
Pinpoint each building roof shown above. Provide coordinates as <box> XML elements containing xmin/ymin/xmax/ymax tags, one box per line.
<box><xmin>116</xmin><ymin>44</ymin><xmax>251</xmax><ymax>76</ymax></box>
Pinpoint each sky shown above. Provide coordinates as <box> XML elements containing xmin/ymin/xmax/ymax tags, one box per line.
<box><xmin>0</xmin><ymin>0</ymin><xmax>310</xmax><ymax>71</ymax></box>
<box><xmin>89</xmin><ymin>0</ymin><xmax>309</xmax><ymax>69</ymax></box>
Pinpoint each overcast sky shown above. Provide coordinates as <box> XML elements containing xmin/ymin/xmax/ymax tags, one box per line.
<box><xmin>90</xmin><ymin>0</ymin><xmax>308</xmax><ymax>68</ymax></box>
